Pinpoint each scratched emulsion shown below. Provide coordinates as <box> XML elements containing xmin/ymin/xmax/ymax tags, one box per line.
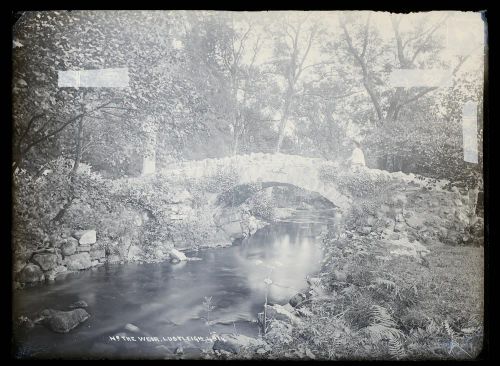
<box><xmin>389</xmin><ymin>68</ymin><xmax>453</xmax><ymax>88</ymax></box>
<box><xmin>462</xmin><ymin>101</ymin><xmax>479</xmax><ymax>164</ymax></box>
<box><xmin>57</xmin><ymin>68</ymin><xmax>129</xmax><ymax>88</ymax></box>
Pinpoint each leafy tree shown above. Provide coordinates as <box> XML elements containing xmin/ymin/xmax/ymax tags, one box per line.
<box><xmin>182</xmin><ymin>12</ymin><xmax>269</xmax><ymax>155</ymax></box>
<box><xmin>267</xmin><ymin>13</ymin><xmax>322</xmax><ymax>153</ymax></box>
<box><xmin>328</xmin><ymin>11</ymin><xmax>484</xmax><ymax>186</ymax></box>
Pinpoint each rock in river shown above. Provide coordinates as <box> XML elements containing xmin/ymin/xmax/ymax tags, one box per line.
<box><xmin>169</xmin><ymin>248</ymin><xmax>187</xmax><ymax>261</ymax></box>
<box><xmin>124</xmin><ymin>323</ymin><xmax>140</xmax><ymax>333</ymax></box>
<box><xmin>17</xmin><ymin>263</ymin><xmax>45</xmax><ymax>283</ymax></box>
<box><xmin>40</xmin><ymin>308</ymin><xmax>90</xmax><ymax>333</ymax></box>
<box><xmin>289</xmin><ymin>293</ymin><xmax>307</xmax><ymax>308</ymax></box>
<box><xmin>17</xmin><ymin>315</ymin><xmax>35</xmax><ymax>329</ymax></box>
<box><xmin>31</xmin><ymin>253</ymin><xmax>58</xmax><ymax>271</ymax></box>
<box><xmin>69</xmin><ymin>300</ymin><xmax>89</xmax><ymax>309</ymax></box>
<box><xmin>263</xmin><ymin>304</ymin><xmax>302</xmax><ymax>325</ymax></box>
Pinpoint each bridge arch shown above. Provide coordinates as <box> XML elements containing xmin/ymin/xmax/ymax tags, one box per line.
<box><xmin>164</xmin><ymin>153</ymin><xmax>351</xmax><ymax>210</ymax></box>
<box><xmin>215</xmin><ymin>181</ymin><xmax>340</xmax><ymax>209</ymax></box>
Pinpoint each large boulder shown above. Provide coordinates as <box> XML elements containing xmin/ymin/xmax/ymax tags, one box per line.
<box><xmin>16</xmin><ymin>315</ymin><xmax>35</xmax><ymax>330</ymax></box>
<box><xmin>64</xmin><ymin>253</ymin><xmax>92</xmax><ymax>271</ymax></box>
<box><xmin>263</xmin><ymin>304</ymin><xmax>302</xmax><ymax>325</ymax></box>
<box><xmin>213</xmin><ymin>338</ymin><xmax>240</xmax><ymax>354</ymax></box>
<box><xmin>17</xmin><ymin>263</ymin><xmax>44</xmax><ymax>283</ymax></box>
<box><xmin>289</xmin><ymin>293</ymin><xmax>307</xmax><ymax>308</ymax></box>
<box><xmin>40</xmin><ymin>308</ymin><xmax>90</xmax><ymax>333</ymax></box>
<box><xmin>73</xmin><ymin>230</ymin><xmax>97</xmax><ymax>245</ymax></box>
<box><xmin>264</xmin><ymin>320</ymin><xmax>294</xmax><ymax>345</ymax></box>
<box><xmin>124</xmin><ymin>323</ymin><xmax>140</xmax><ymax>332</ymax></box>
<box><xmin>31</xmin><ymin>253</ymin><xmax>58</xmax><ymax>271</ymax></box>
<box><xmin>61</xmin><ymin>239</ymin><xmax>78</xmax><ymax>256</ymax></box>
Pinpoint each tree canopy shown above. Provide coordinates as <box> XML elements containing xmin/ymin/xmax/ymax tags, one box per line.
<box><xmin>12</xmin><ymin>10</ymin><xmax>485</xmax><ymax>186</ymax></box>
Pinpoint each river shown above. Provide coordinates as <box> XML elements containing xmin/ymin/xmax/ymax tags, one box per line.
<box><xmin>13</xmin><ymin>209</ymin><xmax>336</xmax><ymax>359</ymax></box>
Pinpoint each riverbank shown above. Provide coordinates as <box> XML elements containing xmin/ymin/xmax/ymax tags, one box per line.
<box><xmin>209</xmin><ymin>230</ymin><xmax>483</xmax><ymax>360</ymax></box>
<box><xmin>204</xmin><ymin>167</ymin><xmax>485</xmax><ymax>360</ymax></box>
<box><xmin>14</xmin><ymin>178</ymin><xmax>335</xmax><ymax>290</ymax></box>
<box><xmin>13</xmin><ymin>218</ymin><xmax>329</xmax><ymax>359</ymax></box>
<box><xmin>13</xmin><ymin>209</ymin><xmax>274</xmax><ymax>291</ymax></box>
<box><xmin>12</xmin><ymin>161</ymin><xmax>483</xmax><ymax>359</ymax></box>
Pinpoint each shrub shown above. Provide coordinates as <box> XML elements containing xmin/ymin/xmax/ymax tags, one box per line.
<box><xmin>12</xmin><ymin>158</ymin><xmax>173</xmax><ymax>263</ymax></box>
<box><xmin>12</xmin><ymin>157</ymin><xmax>111</xmax><ymax>257</ymax></box>
<box><xmin>168</xmin><ymin>208</ymin><xmax>217</xmax><ymax>249</ymax></box>
<box><xmin>202</xmin><ymin>163</ymin><xmax>240</xmax><ymax>193</ymax></box>
<box><xmin>247</xmin><ymin>189</ymin><xmax>275</xmax><ymax>222</ymax></box>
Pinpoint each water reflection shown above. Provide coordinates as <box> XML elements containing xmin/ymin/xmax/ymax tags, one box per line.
<box><xmin>239</xmin><ymin>224</ymin><xmax>323</xmax><ymax>302</ymax></box>
<box><xmin>13</xmin><ymin>210</ymin><xmax>332</xmax><ymax>358</ymax></box>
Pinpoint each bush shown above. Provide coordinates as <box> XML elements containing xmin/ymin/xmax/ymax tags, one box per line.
<box><xmin>12</xmin><ymin>158</ymin><xmax>111</xmax><ymax>258</ymax></box>
<box><xmin>168</xmin><ymin>208</ymin><xmax>218</xmax><ymax>249</ymax></box>
<box><xmin>247</xmin><ymin>189</ymin><xmax>275</xmax><ymax>222</ymax></box>
<box><xmin>12</xmin><ymin>158</ymin><xmax>174</xmax><ymax>263</ymax></box>
<box><xmin>202</xmin><ymin>163</ymin><xmax>240</xmax><ymax>193</ymax></box>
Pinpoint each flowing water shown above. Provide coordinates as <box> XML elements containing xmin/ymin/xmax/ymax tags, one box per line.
<box><xmin>13</xmin><ymin>209</ymin><xmax>336</xmax><ymax>359</ymax></box>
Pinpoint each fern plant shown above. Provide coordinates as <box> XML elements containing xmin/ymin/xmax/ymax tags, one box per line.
<box><xmin>364</xmin><ymin>305</ymin><xmax>406</xmax><ymax>359</ymax></box>
<box><xmin>387</xmin><ymin>333</ymin><xmax>406</xmax><ymax>360</ymax></box>
<box><xmin>370</xmin><ymin>305</ymin><xmax>398</xmax><ymax>328</ymax></box>
<box><xmin>373</xmin><ymin>277</ymin><xmax>396</xmax><ymax>291</ymax></box>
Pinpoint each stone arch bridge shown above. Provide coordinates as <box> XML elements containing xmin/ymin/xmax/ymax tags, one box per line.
<box><xmin>160</xmin><ymin>153</ymin><xmax>352</xmax><ymax>210</ymax></box>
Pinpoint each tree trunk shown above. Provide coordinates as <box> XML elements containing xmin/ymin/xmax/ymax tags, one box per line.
<box><xmin>231</xmin><ymin>108</ymin><xmax>242</xmax><ymax>156</ymax></box>
<box><xmin>232</xmin><ymin>129</ymin><xmax>240</xmax><ymax>156</ymax></box>
<box><xmin>275</xmin><ymin>91</ymin><xmax>292</xmax><ymax>153</ymax></box>
<box><xmin>52</xmin><ymin>116</ymin><xmax>84</xmax><ymax>223</ymax></box>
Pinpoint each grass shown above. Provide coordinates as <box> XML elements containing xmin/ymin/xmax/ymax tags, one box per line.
<box><xmin>418</xmin><ymin>241</ymin><xmax>484</xmax><ymax>333</ymax></box>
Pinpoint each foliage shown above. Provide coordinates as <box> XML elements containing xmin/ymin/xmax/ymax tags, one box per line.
<box><xmin>12</xmin><ymin>157</ymin><xmax>110</xmax><ymax>257</ymax></box>
<box><xmin>13</xmin><ymin>160</ymin><xmax>177</xmax><ymax>262</ymax></box>
<box><xmin>266</xmin><ymin>221</ymin><xmax>483</xmax><ymax>360</ymax></box>
<box><xmin>13</xmin><ymin>11</ymin><xmax>484</xmax><ymax>185</ymax></box>
<box><xmin>201</xmin><ymin>296</ymin><xmax>216</xmax><ymax>328</ymax></box>
<box><xmin>201</xmin><ymin>163</ymin><xmax>241</xmax><ymax>193</ymax></box>
<box><xmin>168</xmin><ymin>208</ymin><xmax>218</xmax><ymax>250</ymax></box>
<box><xmin>12</xmin><ymin>11</ymin><xmax>204</xmax><ymax>177</ymax></box>
<box><xmin>182</xmin><ymin>12</ymin><xmax>275</xmax><ymax>155</ymax></box>
<box><xmin>246</xmin><ymin>189</ymin><xmax>276</xmax><ymax>222</ymax></box>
